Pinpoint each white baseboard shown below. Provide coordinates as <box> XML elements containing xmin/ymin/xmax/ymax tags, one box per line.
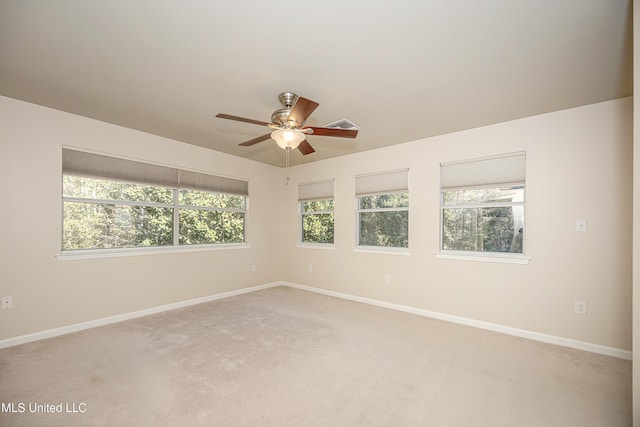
<box><xmin>281</xmin><ymin>281</ymin><xmax>632</xmax><ymax>360</ymax></box>
<box><xmin>1</xmin><ymin>280</ymin><xmax>632</xmax><ymax>360</ymax></box>
<box><xmin>0</xmin><ymin>282</ymin><xmax>281</xmax><ymax>350</ymax></box>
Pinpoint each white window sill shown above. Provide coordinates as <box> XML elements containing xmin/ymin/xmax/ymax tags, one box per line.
<box><xmin>296</xmin><ymin>243</ymin><xmax>336</xmax><ymax>250</ymax></box>
<box><xmin>353</xmin><ymin>246</ymin><xmax>410</xmax><ymax>256</ymax></box>
<box><xmin>56</xmin><ymin>243</ymin><xmax>251</xmax><ymax>261</ymax></box>
<box><xmin>436</xmin><ymin>251</ymin><xmax>530</xmax><ymax>264</ymax></box>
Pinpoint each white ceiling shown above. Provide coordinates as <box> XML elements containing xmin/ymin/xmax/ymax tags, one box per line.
<box><xmin>0</xmin><ymin>0</ymin><xmax>632</xmax><ymax>167</ymax></box>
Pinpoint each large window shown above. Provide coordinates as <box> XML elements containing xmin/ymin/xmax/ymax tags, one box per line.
<box><xmin>440</xmin><ymin>153</ymin><xmax>525</xmax><ymax>257</ymax></box>
<box><xmin>356</xmin><ymin>169</ymin><xmax>409</xmax><ymax>249</ymax></box>
<box><xmin>62</xmin><ymin>149</ymin><xmax>248</xmax><ymax>251</ymax></box>
<box><xmin>298</xmin><ymin>180</ymin><xmax>334</xmax><ymax>245</ymax></box>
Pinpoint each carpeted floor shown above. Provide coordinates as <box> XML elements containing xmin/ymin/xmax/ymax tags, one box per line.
<box><xmin>0</xmin><ymin>286</ymin><xmax>631</xmax><ymax>426</ymax></box>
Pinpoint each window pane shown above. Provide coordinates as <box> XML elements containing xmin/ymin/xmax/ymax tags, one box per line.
<box><xmin>178</xmin><ymin>190</ymin><xmax>245</xmax><ymax>209</ymax></box>
<box><xmin>63</xmin><ymin>202</ymin><xmax>173</xmax><ymax>250</ymax></box>
<box><xmin>302</xmin><ymin>199</ymin><xmax>334</xmax><ymax>212</ymax></box>
<box><xmin>302</xmin><ymin>213</ymin><xmax>335</xmax><ymax>243</ymax></box>
<box><xmin>222</xmin><ymin>211</ymin><xmax>246</xmax><ymax>243</ymax></box>
<box><xmin>359</xmin><ymin>211</ymin><xmax>408</xmax><ymax>248</ymax></box>
<box><xmin>443</xmin><ymin>186</ymin><xmax>523</xmax><ymax>206</ymax></box>
<box><xmin>179</xmin><ymin>209</ymin><xmax>245</xmax><ymax>245</ymax></box>
<box><xmin>442</xmin><ymin>206</ymin><xmax>523</xmax><ymax>253</ymax></box>
<box><xmin>359</xmin><ymin>193</ymin><xmax>408</xmax><ymax>209</ymax></box>
<box><xmin>63</xmin><ymin>176</ymin><xmax>173</xmax><ymax>204</ymax></box>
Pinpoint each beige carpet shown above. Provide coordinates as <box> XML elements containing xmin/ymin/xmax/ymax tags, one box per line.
<box><xmin>0</xmin><ymin>286</ymin><xmax>631</xmax><ymax>426</ymax></box>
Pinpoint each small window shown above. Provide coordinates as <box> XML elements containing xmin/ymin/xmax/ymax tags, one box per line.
<box><xmin>355</xmin><ymin>169</ymin><xmax>409</xmax><ymax>249</ymax></box>
<box><xmin>440</xmin><ymin>153</ymin><xmax>525</xmax><ymax>256</ymax></box>
<box><xmin>298</xmin><ymin>179</ymin><xmax>334</xmax><ymax>245</ymax></box>
<box><xmin>357</xmin><ymin>193</ymin><xmax>408</xmax><ymax>248</ymax></box>
<box><xmin>441</xmin><ymin>185</ymin><xmax>524</xmax><ymax>253</ymax></box>
<box><xmin>300</xmin><ymin>199</ymin><xmax>335</xmax><ymax>244</ymax></box>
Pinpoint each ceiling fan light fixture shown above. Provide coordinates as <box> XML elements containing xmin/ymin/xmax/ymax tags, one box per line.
<box><xmin>216</xmin><ymin>92</ymin><xmax>357</xmax><ymax>156</ymax></box>
<box><xmin>271</xmin><ymin>128</ymin><xmax>305</xmax><ymax>150</ymax></box>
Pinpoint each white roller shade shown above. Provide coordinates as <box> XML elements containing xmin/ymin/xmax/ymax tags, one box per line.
<box><xmin>62</xmin><ymin>148</ymin><xmax>179</xmax><ymax>187</ymax></box>
<box><xmin>178</xmin><ymin>170</ymin><xmax>248</xmax><ymax>196</ymax></box>
<box><xmin>62</xmin><ymin>148</ymin><xmax>248</xmax><ymax>196</ymax></box>
<box><xmin>298</xmin><ymin>179</ymin><xmax>334</xmax><ymax>201</ymax></box>
<box><xmin>356</xmin><ymin>168</ymin><xmax>408</xmax><ymax>196</ymax></box>
<box><xmin>440</xmin><ymin>152</ymin><xmax>525</xmax><ymax>189</ymax></box>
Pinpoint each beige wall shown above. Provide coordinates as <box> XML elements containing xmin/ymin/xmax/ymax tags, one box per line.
<box><xmin>0</xmin><ymin>95</ymin><xmax>633</xmax><ymax>356</ymax></box>
<box><xmin>283</xmin><ymin>97</ymin><xmax>633</xmax><ymax>351</ymax></box>
<box><xmin>0</xmin><ymin>96</ymin><xmax>285</xmax><ymax>340</ymax></box>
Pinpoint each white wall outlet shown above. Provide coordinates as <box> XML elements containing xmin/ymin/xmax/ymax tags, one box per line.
<box><xmin>308</xmin><ymin>264</ymin><xmax>313</xmax><ymax>272</ymax></box>
<box><xmin>251</xmin><ymin>265</ymin><xmax>256</xmax><ymax>272</ymax></box>
<box><xmin>574</xmin><ymin>300</ymin><xmax>587</xmax><ymax>315</ymax></box>
<box><xmin>576</xmin><ymin>220</ymin><xmax>587</xmax><ymax>232</ymax></box>
<box><xmin>1</xmin><ymin>296</ymin><xmax>13</xmax><ymax>309</ymax></box>
<box><xmin>384</xmin><ymin>274</ymin><xmax>391</xmax><ymax>284</ymax></box>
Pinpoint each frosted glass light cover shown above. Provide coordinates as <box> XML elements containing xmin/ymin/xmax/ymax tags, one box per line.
<box><xmin>271</xmin><ymin>129</ymin><xmax>305</xmax><ymax>149</ymax></box>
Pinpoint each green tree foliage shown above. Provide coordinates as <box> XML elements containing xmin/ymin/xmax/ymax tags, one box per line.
<box><xmin>178</xmin><ymin>190</ymin><xmax>245</xmax><ymax>210</ymax></box>
<box><xmin>178</xmin><ymin>190</ymin><xmax>246</xmax><ymax>245</ymax></box>
<box><xmin>301</xmin><ymin>200</ymin><xmax>334</xmax><ymax>244</ymax></box>
<box><xmin>358</xmin><ymin>193</ymin><xmax>408</xmax><ymax>248</ymax></box>
<box><xmin>179</xmin><ymin>210</ymin><xmax>245</xmax><ymax>245</ymax></box>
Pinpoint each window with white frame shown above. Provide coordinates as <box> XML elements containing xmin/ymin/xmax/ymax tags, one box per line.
<box><xmin>62</xmin><ymin>148</ymin><xmax>248</xmax><ymax>251</ymax></box>
<box><xmin>298</xmin><ymin>179</ymin><xmax>334</xmax><ymax>244</ymax></box>
<box><xmin>440</xmin><ymin>152</ymin><xmax>525</xmax><ymax>256</ymax></box>
<box><xmin>356</xmin><ymin>169</ymin><xmax>409</xmax><ymax>249</ymax></box>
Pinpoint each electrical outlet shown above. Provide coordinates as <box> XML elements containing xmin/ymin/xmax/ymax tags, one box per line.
<box><xmin>574</xmin><ymin>300</ymin><xmax>587</xmax><ymax>315</ymax></box>
<box><xmin>308</xmin><ymin>264</ymin><xmax>313</xmax><ymax>272</ymax></box>
<box><xmin>576</xmin><ymin>220</ymin><xmax>587</xmax><ymax>232</ymax></box>
<box><xmin>1</xmin><ymin>296</ymin><xmax>13</xmax><ymax>309</ymax></box>
<box><xmin>251</xmin><ymin>265</ymin><xmax>256</xmax><ymax>272</ymax></box>
<box><xmin>384</xmin><ymin>274</ymin><xmax>391</xmax><ymax>284</ymax></box>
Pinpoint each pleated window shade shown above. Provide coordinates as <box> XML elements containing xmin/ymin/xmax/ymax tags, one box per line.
<box><xmin>440</xmin><ymin>152</ymin><xmax>526</xmax><ymax>189</ymax></box>
<box><xmin>62</xmin><ymin>148</ymin><xmax>248</xmax><ymax>196</ymax></box>
<box><xmin>355</xmin><ymin>168</ymin><xmax>408</xmax><ymax>196</ymax></box>
<box><xmin>298</xmin><ymin>179</ymin><xmax>334</xmax><ymax>201</ymax></box>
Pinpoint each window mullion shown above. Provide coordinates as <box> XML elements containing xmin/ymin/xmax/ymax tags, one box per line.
<box><xmin>443</xmin><ymin>202</ymin><xmax>524</xmax><ymax>210</ymax></box>
<box><xmin>302</xmin><ymin>210</ymin><xmax>334</xmax><ymax>215</ymax></box>
<box><xmin>62</xmin><ymin>196</ymin><xmax>172</xmax><ymax>209</ymax></box>
<box><xmin>172</xmin><ymin>189</ymin><xmax>179</xmax><ymax>246</ymax></box>
<box><xmin>358</xmin><ymin>207</ymin><xmax>409</xmax><ymax>213</ymax></box>
<box><xmin>179</xmin><ymin>204</ymin><xmax>244</xmax><ymax>213</ymax></box>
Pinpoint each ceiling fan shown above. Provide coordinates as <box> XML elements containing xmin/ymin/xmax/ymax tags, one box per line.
<box><xmin>215</xmin><ymin>92</ymin><xmax>358</xmax><ymax>155</ymax></box>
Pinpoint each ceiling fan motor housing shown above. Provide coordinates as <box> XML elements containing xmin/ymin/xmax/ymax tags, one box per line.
<box><xmin>271</xmin><ymin>92</ymin><xmax>299</xmax><ymax>128</ymax></box>
<box><xmin>271</xmin><ymin>108</ymin><xmax>292</xmax><ymax>127</ymax></box>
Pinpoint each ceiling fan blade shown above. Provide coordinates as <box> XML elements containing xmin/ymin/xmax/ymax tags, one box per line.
<box><xmin>216</xmin><ymin>113</ymin><xmax>271</xmax><ymax>127</ymax></box>
<box><xmin>304</xmin><ymin>127</ymin><xmax>358</xmax><ymax>138</ymax></box>
<box><xmin>297</xmin><ymin>140</ymin><xmax>315</xmax><ymax>155</ymax></box>
<box><xmin>239</xmin><ymin>133</ymin><xmax>272</xmax><ymax>146</ymax></box>
<box><xmin>287</xmin><ymin>97</ymin><xmax>319</xmax><ymax>127</ymax></box>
